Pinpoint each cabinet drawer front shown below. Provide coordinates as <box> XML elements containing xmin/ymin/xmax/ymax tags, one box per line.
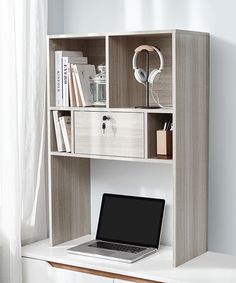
<box><xmin>22</xmin><ymin>257</ymin><xmax>113</xmax><ymax>283</ymax></box>
<box><xmin>53</xmin><ymin>267</ymin><xmax>113</xmax><ymax>283</ymax></box>
<box><xmin>74</xmin><ymin>111</ymin><xmax>144</xmax><ymax>158</ymax></box>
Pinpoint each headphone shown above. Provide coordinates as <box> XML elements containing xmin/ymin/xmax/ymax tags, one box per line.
<box><xmin>132</xmin><ymin>45</ymin><xmax>164</xmax><ymax>84</ymax></box>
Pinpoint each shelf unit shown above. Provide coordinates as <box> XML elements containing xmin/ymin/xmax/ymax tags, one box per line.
<box><xmin>47</xmin><ymin>29</ymin><xmax>209</xmax><ymax>267</ymax></box>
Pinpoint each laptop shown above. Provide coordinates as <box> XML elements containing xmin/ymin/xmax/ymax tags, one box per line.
<box><xmin>68</xmin><ymin>193</ymin><xmax>165</xmax><ymax>263</ymax></box>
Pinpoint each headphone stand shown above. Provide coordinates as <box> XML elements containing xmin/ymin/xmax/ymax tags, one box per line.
<box><xmin>135</xmin><ymin>50</ymin><xmax>162</xmax><ymax>109</ymax></box>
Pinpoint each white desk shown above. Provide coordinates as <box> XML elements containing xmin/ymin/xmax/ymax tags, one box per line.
<box><xmin>22</xmin><ymin>235</ymin><xmax>236</xmax><ymax>283</ymax></box>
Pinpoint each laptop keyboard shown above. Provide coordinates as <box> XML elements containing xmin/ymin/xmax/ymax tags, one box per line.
<box><xmin>88</xmin><ymin>242</ymin><xmax>145</xmax><ymax>254</ymax></box>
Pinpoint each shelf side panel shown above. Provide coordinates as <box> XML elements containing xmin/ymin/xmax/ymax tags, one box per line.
<box><xmin>174</xmin><ymin>32</ymin><xmax>209</xmax><ymax>266</ymax></box>
<box><xmin>50</xmin><ymin>156</ymin><xmax>90</xmax><ymax>246</ymax></box>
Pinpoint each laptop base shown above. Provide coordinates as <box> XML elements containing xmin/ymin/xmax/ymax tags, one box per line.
<box><xmin>68</xmin><ymin>240</ymin><xmax>157</xmax><ymax>263</ymax></box>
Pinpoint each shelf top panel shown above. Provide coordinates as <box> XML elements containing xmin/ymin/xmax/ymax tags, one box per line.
<box><xmin>49</xmin><ymin>106</ymin><xmax>173</xmax><ymax>114</ymax></box>
<box><xmin>50</xmin><ymin>151</ymin><xmax>173</xmax><ymax>165</ymax></box>
<box><xmin>48</xmin><ymin>29</ymin><xmax>209</xmax><ymax>40</ymax></box>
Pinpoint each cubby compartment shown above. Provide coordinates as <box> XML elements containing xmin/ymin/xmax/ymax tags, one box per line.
<box><xmin>48</xmin><ymin>36</ymin><xmax>106</xmax><ymax>107</ymax></box>
<box><xmin>108</xmin><ymin>33</ymin><xmax>172</xmax><ymax>108</ymax></box>
<box><xmin>147</xmin><ymin>113</ymin><xmax>173</xmax><ymax>159</ymax></box>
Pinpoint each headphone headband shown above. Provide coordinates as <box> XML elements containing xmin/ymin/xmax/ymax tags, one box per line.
<box><xmin>132</xmin><ymin>45</ymin><xmax>164</xmax><ymax>72</ymax></box>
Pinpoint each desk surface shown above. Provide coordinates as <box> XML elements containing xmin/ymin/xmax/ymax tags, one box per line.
<box><xmin>22</xmin><ymin>235</ymin><xmax>236</xmax><ymax>283</ymax></box>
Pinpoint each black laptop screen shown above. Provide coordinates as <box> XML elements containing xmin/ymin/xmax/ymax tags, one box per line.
<box><xmin>96</xmin><ymin>194</ymin><xmax>165</xmax><ymax>248</ymax></box>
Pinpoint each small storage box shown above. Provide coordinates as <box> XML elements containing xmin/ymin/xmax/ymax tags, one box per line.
<box><xmin>156</xmin><ymin>130</ymin><xmax>172</xmax><ymax>158</ymax></box>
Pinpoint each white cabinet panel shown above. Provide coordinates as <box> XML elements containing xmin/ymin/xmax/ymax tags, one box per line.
<box><xmin>74</xmin><ymin>111</ymin><xmax>144</xmax><ymax>158</ymax></box>
<box><xmin>53</xmin><ymin>267</ymin><xmax>113</xmax><ymax>283</ymax></box>
<box><xmin>22</xmin><ymin>257</ymin><xmax>113</xmax><ymax>283</ymax></box>
<box><xmin>22</xmin><ymin>258</ymin><xmax>53</xmax><ymax>283</ymax></box>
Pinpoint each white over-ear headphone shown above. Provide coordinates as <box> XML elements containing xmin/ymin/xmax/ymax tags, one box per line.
<box><xmin>132</xmin><ymin>45</ymin><xmax>164</xmax><ymax>84</ymax></box>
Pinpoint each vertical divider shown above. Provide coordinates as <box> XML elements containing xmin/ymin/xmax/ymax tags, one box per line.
<box><xmin>105</xmin><ymin>35</ymin><xmax>110</xmax><ymax>108</ymax></box>
<box><xmin>71</xmin><ymin>110</ymin><xmax>75</xmax><ymax>154</ymax></box>
<box><xmin>144</xmin><ymin>111</ymin><xmax>148</xmax><ymax>159</ymax></box>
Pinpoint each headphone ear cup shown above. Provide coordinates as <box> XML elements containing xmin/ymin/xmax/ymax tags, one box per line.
<box><xmin>148</xmin><ymin>69</ymin><xmax>161</xmax><ymax>84</ymax></box>
<box><xmin>134</xmin><ymin>68</ymin><xmax>147</xmax><ymax>84</ymax></box>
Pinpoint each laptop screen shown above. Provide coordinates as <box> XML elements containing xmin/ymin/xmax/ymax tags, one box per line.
<box><xmin>96</xmin><ymin>194</ymin><xmax>165</xmax><ymax>248</ymax></box>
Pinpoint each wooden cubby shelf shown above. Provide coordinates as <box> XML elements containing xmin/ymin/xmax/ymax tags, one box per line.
<box><xmin>47</xmin><ymin>29</ymin><xmax>209</xmax><ymax>268</ymax></box>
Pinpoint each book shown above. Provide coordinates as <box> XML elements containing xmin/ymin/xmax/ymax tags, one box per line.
<box><xmin>59</xmin><ymin>116</ymin><xmax>71</xmax><ymax>152</ymax></box>
<box><xmin>55</xmin><ymin>51</ymin><xmax>83</xmax><ymax>106</ymax></box>
<box><xmin>73</xmin><ymin>64</ymin><xmax>96</xmax><ymax>106</ymax></box>
<box><xmin>68</xmin><ymin>64</ymin><xmax>77</xmax><ymax>107</ymax></box>
<box><xmin>62</xmin><ymin>56</ymin><xmax>88</xmax><ymax>106</ymax></box>
<box><xmin>52</xmin><ymin>111</ymin><xmax>66</xmax><ymax>152</ymax></box>
<box><xmin>71</xmin><ymin>65</ymin><xmax>82</xmax><ymax>107</ymax></box>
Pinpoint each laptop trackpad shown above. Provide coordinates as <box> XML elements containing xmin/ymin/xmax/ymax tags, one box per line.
<box><xmin>88</xmin><ymin>248</ymin><xmax>114</xmax><ymax>256</ymax></box>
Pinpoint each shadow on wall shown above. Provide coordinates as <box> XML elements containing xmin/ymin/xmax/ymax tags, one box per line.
<box><xmin>208</xmin><ymin>35</ymin><xmax>236</xmax><ymax>256</ymax></box>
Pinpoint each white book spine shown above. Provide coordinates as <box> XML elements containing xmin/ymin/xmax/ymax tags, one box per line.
<box><xmin>59</xmin><ymin>116</ymin><xmax>71</xmax><ymax>152</ymax></box>
<box><xmin>73</xmin><ymin>64</ymin><xmax>86</xmax><ymax>106</ymax></box>
<box><xmin>71</xmin><ymin>65</ymin><xmax>80</xmax><ymax>107</ymax></box>
<box><xmin>52</xmin><ymin>111</ymin><xmax>65</xmax><ymax>152</ymax></box>
<box><xmin>55</xmin><ymin>52</ymin><xmax>63</xmax><ymax>106</ymax></box>
<box><xmin>62</xmin><ymin>57</ymin><xmax>69</xmax><ymax>106</ymax></box>
<box><xmin>68</xmin><ymin>64</ymin><xmax>76</xmax><ymax>107</ymax></box>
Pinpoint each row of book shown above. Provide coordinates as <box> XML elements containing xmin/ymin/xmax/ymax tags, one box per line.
<box><xmin>53</xmin><ymin>111</ymin><xmax>71</xmax><ymax>152</ymax></box>
<box><xmin>55</xmin><ymin>50</ymin><xmax>96</xmax><ymax>107</ymax></box>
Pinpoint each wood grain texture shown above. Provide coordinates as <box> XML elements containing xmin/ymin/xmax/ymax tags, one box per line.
<box><xmin>49</xmin><ymin>156</ymin><xmax>90</xmax><ymax>245</ymax></box>
<box><xmin>74</xmin><ymin>111</ymin><xmax>145</xmax><ymax>158</ymax></box>
<box><xmin>173</xmin><ymin>31</ymin><xmax>209</xmax><ymax>266</ymax></box>
<box><xmin>108</xmin><ymin>36</ymin><xmax>144</xmax><ymax>108</ymax></box>
<box><xmin>49</xmin><ymin>262</ymin><xmax>164</xmax><ymax>283</ymax></box>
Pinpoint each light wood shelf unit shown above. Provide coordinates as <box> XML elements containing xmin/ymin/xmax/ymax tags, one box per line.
<box><xmin>47</xmin><ymin>29</ymin><xmax>209</xmax><ymax>267</ymax></box>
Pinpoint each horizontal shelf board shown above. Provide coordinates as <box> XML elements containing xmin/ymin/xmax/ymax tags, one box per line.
<box><xmin>48</xmin><ymin>34</ymin><xmax>106</xmax><ymax>39</ymax></box>
<box><xmin>50</xmin><ymin>151</ymin><xmax>173</xmax><ymax>164</ymax></box>
<box><xmin>48</xmin><ymin>29</ymin><xmax>208</xmax><ymax>40</ymax></box>
<box><xmin>49</xmin><ymin>106</ymin><xmax>173</xmax><ymax>114</ymax></box>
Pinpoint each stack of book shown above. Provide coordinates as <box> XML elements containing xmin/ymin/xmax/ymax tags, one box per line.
<box><xmin>53</xmin><ymin>111</ymin><xmax>71</xmax><ymax>152</ymax></box>
<box><xmin>55</xmin><ymin>50</ymin><xmax>96</xmax><ymax>107</ymax></box>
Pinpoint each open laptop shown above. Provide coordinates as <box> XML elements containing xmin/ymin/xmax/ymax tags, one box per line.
<box><xmin>68</xmin><ymin>193</ymin><xmax>165</xmax><ymax>263</ymax></box>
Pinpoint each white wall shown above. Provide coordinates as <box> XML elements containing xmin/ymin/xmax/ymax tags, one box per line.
<box><xmin>48</xmin><ymin>0</ymin><xmax>63</xmax><ymax>34</ymax></box>
<box><xmin>91</xmin><ymin>161</ymin><xmax>173</xmax><ymax>246</ymax></box>
<box><xmin>48</xmin><ymin>0</ymin><xmax>236</xmax><ymax>255</ymax></box>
